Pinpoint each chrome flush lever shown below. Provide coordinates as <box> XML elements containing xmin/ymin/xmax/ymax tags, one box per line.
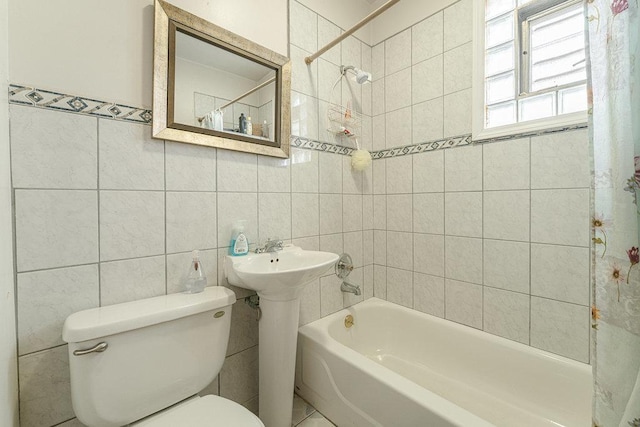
<box><xmin>73</xmin><ymin>342</ymin><xmax>108</xmax><ymax>356</ymax></box>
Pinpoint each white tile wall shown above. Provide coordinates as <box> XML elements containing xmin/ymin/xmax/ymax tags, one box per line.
<box><xmin>385</xmin><ymin>68</ymin><xmax>412</xmax><ymax>112</ymax></box>
<box><xmin>385</xmin><ymin>155</ymin><xmax>412</xmax><ymax>193</ymax></box>
<box><xmin>165</xmin><ymin>141</ymin><xmax>217</xmax><ymax>191</ymax></box>
<box><xmin>217</xmin><ymin>150</ymin><xmax>258</xmax><ymax>192</ymax></box>
<box><xmin>387</xmin><ymin>267</ymin><xmax>413</xmax><ymax>308</ymax></box>
<box><xmin>10</xmin><ymin>106</ymin><xmax>97</xmax><ymax>189</ymax></box>
<box><xmin>384</xmin><ymin>29</ymin><xmax>411</xmax><ymax>76</ymax></box>
<box><xmin>414</xmin><ymin>233</ymin><xmax>445</xmax><ymax>277</ymax></box>
<box><xmin>19</xmin><ymin>345</ymin><xmax>74</xmax><ymax>427</ymax></box>
<box><xmin>385</xmin><ymin>107</ymin><xmax>412</xmax><ymax>149</ymax></box>
<box><xmin>443</xmin><ymin>43</ymin><xmax>472</xmax><ymax>95</ymax></box>
<box><xmin>412</xmin><ymin>97</ymin><xmax>444</xmax><ymax>143</ymax></box>
<box><xmin>531</xmin><ymin>188</ymin><xmax>590</xmax><ymax>246</ymax></box>
<box><xmin>443</xmin><ymin>0</ymin><xmax>473</xmax><ymax>50</ymax></box>
<box><xmin>483</xmin><ymin>287</ymin><xmax>530</xmax><ymax>344</ymax></box>
<box><xmin>387</xmin><ymin>231</ymin><xmax>413</xmax><ymax>271</ymax></box>
<box><xmin>387</xmin><ymin>194</ymin><xmax>412</xmax><ymax>232</ymax></box>
<box><xmin>413</xmin><ymin>193</ymin><xmax>444</xmax><ymax>234</ymax></box>
<box><xmin>483</xmin><ymin>190</ymin><xmax>530</xmax><ymax>241</ymax></box>
<box><xmin>100</xmin><ymin>256</ymin><xmax>166</xmax><ymax>305</ymax></box>
<box><xmin>99</xmin><ymin>191</ymin><xmax>165</xmax><ymax>261</ymax></box>
<box><xmin>444</xmin><ymin>191</ymin><xmax>482</xmax><ymax>237</ymax></box>
<box><xmin>444</xmin><ymin>144</ymin><xmax>482</xmax><ymax>192</ymax></box>
<box><xmin>318</xmin><ymin>16</ymin><xmax>341</xmax><ymax>66</ymax></box>
<box><xmin>17</xmin><ymin>265</ymin><xmax>98</xmax><ymax>355</ymax></box>
<box><xmin>413</xmin><ymin>272</ymin><xmax>445</xmax><ymax>317</ymax></box>
<box><xmin>445</xmin><ymin>279</ymin><xmax>482</xmax><ymax>329</ymax></box>
<box><xmin>531</xmin><ymin>244</ymin><xmax>590</xmax><ymax>305</ymax></box>
<box><xmin>166</xmin><ymin>192</ymin><xmax>217</xmax><ymax>253</ymax></box>
<box><xmin>483</xmin><ymin>138</ymin><xmax>530</xmax><ymax>190</ymax></box>
<box><xmin>445</xmin><ymin>236</ymin><xmax>483</xmax><ymax>284</ymax></box>
<box><xmin>411</xmin><ymin>55</ymin><xmax>443</xmax><ymax>104</ymax></box>
<box><xmin>531</xmin><ymin>129</ymin><xmax>590</xmax><ymax>189</ymax></box>
<box><xmin>15</xmin><ymin>190</ymin><xmax>98</xmax><ymax>272</ymax></box>
<box><xmin>412</xmin><ymin>11</ymin><xmax>443</xmax><ymax>64</ymax></box>
<box><xmin>99</xmin><ymin>120</ymin><xmax>164</xmax><ymax>190</ymax></box>
<box><xmin>530</xmin><ymin>297</ymin><xmax>590</xmax><ymax>363</ymax></box>
<box><xmin>413</xmin><ymin>150</ymin><xmax>444</xmax><ymax>193</ymax></box>
<box><xmin>443</xmin><ymin>88</ymin><xmax>472</xmax><ymax>137</ymax></box>
<box><xmin>483</xmin><ymin>239</ymin><xmax>530</xmax><ymax>294</ymax></box>
<box><xmin>290</xmin><ymin>1</ymin><xmax>317</xmax><ymax>53</ymax></box>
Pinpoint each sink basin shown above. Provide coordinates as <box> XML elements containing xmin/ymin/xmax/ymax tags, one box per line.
<box><xmin>224</xmin><ymin>245</ymin><xmax>339</xmax><ymax>300</ymax></box>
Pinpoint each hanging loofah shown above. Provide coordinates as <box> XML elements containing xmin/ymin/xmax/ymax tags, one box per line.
<box><xmin>350</xmin><ymin>139</ymin><xmax>371</xmax><ymax>171</ymax></box>
<box><xmin>351</xmin><ymin>149</ymin><xmax>372</xmax><ymax>171</ymax></box>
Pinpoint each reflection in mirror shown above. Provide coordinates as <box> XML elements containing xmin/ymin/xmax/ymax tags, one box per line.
<box><xmin>172</xmin><ymin>28</ymin><xmax>277</xmax><ymax>143</ymax></box>
<box><xmin>153</xmin><ymin>0</ymin><xmax>291</xmax><ymax>158</ymax></box>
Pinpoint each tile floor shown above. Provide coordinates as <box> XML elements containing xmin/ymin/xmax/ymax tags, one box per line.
<box><xmin>292</xmin><ymin>394</ymin><xmax>335</xmax><ymax>426</ymax></box>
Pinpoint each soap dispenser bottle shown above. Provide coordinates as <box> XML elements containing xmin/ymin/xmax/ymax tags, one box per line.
<box><xmin>229</xmin><ymin>220</ymin><xmax>249</xmax><ymax>256</ymax></box>
<box><xmin>185</xmin><ymin>250</ymin><xmax>207</xmax><ymax>293</ymax></box>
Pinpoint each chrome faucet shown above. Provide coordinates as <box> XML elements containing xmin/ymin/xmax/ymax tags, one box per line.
<box><xmin>341</xmin><ymin>281</ymin><xmax>361</xmax><ymax>296</ymax></box>
<box><xmin>255</xmin><ymin>238</ymin><xmax>284</xmax><ymax>253</ymax></box>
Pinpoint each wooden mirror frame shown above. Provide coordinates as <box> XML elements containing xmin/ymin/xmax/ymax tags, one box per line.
<box><xmin>153</xmin><ymin>0</ymin><xmax>291</xmax><ymax>158</ymax></box>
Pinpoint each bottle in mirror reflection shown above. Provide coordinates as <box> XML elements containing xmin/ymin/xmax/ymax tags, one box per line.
<box><xmin>185</xmin><ymin>250</ymin><xmax>207</xmax><ymax>293</ymax></box>
<box><xmin>238</xmin><ymin>113</ymin><xmax>247</xmax><ymax>134</ymax></box>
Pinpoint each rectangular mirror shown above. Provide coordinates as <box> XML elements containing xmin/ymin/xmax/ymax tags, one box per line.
<box><xmin>153</xmin><ymin>0</ymin><xmax>291</xmax><ymax>158</ymax></box>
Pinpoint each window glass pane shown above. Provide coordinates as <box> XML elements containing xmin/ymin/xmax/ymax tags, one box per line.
<box><xmin>559</xmin><ymin>84</ymin><xmax>587</xmax><ymax>114</ymax></box>
<box><xmin>532</xmin><ymin>68</ymin><xmax>586</xmax><ymax>92</ymax></box>
<box><xmin>486</xmin><ymin>13</ymin><xmax>514</xmax><ymax>48</ymax></box>
<box><xmin>518</xmin><ymin>0</ymin><xmax>534</xmax><ymax>5</ymax></box>
<box><xmin>487</xmin><ymin>101</ymin><xmax>516</xmax><ymax>128</ymax></box>
<box><xmin>486</xmin><ymin>0</ymin><xmax>515</xmax><ymax>20</ymax></box>
<box><xmin>519</xmin><ymin>92</ymin><xmax>555</xmax><ymax>122</ymax></box>
<box><xmin>530</xmin><ymin>7</ymin><xmax>583</xmax><ymax>47</ymax></box>
<box><xmin>486</xmin><ymin>72</ymin><xmax>515</xmax><ymax>104</ymax></box>
<box><xmin>486</xmin><ymin>43</ymin><xmax>514</xmax><ymax>77</ymax></box>
<box><xmin>529</xmin><ymin>4</ymin><xmax>586</xmax><ymax>91</ymax></box>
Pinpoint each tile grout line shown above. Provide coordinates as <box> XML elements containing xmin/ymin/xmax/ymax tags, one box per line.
<box><xmin>97</xmin><ymin>118</ymin><xmax>102</xmax><ymax>307</ymax></box>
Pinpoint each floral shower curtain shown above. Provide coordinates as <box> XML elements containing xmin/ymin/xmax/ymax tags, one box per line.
<box><xmin>588</xmin><ymin>0</ymin><xmax>640</xmax><ymax>425</ymax></box>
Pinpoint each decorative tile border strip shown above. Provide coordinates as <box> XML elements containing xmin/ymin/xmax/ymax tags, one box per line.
<box><xmin>8</xmin><ymin>84</ymin><xmax>152</xmax><ymax>124</ymax></box>
<box><xmin>371</xmin><ymin>135</ymin><xmax>472</xmax><ymax>159</ymax></box>
<box><xmin>368</xmin><ymin>123</ymin><xmax>589</xmax><ymax>160</ymax></box>
<box><xmin>291</xmin><ymin>136</ymin><xmax>354</xmax><ymax>156</ymax></box>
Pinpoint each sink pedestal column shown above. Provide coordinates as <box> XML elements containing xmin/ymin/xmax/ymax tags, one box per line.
<box><xmin>258</xmin><ymin>297</ymin><xmax>301</xmax><ymax>427</ymax></box>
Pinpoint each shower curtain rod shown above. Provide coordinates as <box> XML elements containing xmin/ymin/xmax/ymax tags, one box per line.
<box><xmin>304</xmin><ymin>0</ymin><xmax>401</xmax><ymax>65</ymax></box>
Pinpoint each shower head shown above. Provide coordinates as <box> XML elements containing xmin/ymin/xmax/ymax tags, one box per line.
<box><xmin>340</xmin><ymin>65</ymin><xmax>372</xmax><ymax>84</ymax></box>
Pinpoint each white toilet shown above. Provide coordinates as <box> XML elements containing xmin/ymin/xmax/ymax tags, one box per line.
<box><xmin>62</xmin><ymin>286</ymin><xmax>264</xmax><ymax>427</ymax></box>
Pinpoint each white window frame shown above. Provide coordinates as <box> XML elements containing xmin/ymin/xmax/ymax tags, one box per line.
<box><xmin>472</xmin><ymin>0</ymin><xmax>588</xmax><ymax>141</ymax></box>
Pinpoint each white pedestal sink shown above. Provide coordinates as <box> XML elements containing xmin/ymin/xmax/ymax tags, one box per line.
<box><xmin>224</xmin><ymin>245</ymin><xmax>339</xmax><ymax>427</ymax></box>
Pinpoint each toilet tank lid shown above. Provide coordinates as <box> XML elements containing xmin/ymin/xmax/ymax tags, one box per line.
<box><xmin>62</xmin><ymin>287</ymin><xmax>236</xmax><ymax>343</ymax></box>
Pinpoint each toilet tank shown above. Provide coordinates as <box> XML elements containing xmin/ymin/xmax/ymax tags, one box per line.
<box><xmin>62</xmin><ymin>287</ymin><xmax>236</xmax><ymax>427</ymax></box>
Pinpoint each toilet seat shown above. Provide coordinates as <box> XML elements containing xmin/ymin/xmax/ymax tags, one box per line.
<box><xmin>133</xmin><ymin>395</ymin><xmax>264</xmax><ymax>427</ymax></box>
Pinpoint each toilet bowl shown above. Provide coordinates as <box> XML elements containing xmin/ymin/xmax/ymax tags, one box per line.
<box><xmin>62</xmin><ymin>287</ymin><xmax>264</xmax><ymax>427</ymax></box>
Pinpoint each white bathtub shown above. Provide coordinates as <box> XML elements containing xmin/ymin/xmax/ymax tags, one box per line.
<box><xmin>295</xmin><ymin>298</ymin><xmax>592</xmax><ymax>427</ymax></box>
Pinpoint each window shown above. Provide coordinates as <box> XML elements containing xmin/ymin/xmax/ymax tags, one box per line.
<box><xmin>473</xmin><ymin>0</ymin><xmax>587</xmax><ymax>139</ymax></box>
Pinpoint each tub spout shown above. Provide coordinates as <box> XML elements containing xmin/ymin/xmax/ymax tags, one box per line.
<box><xmin>341</xmin><ymin>281</ymin><xmax>361</xmax><ymax>296</ymax></box>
